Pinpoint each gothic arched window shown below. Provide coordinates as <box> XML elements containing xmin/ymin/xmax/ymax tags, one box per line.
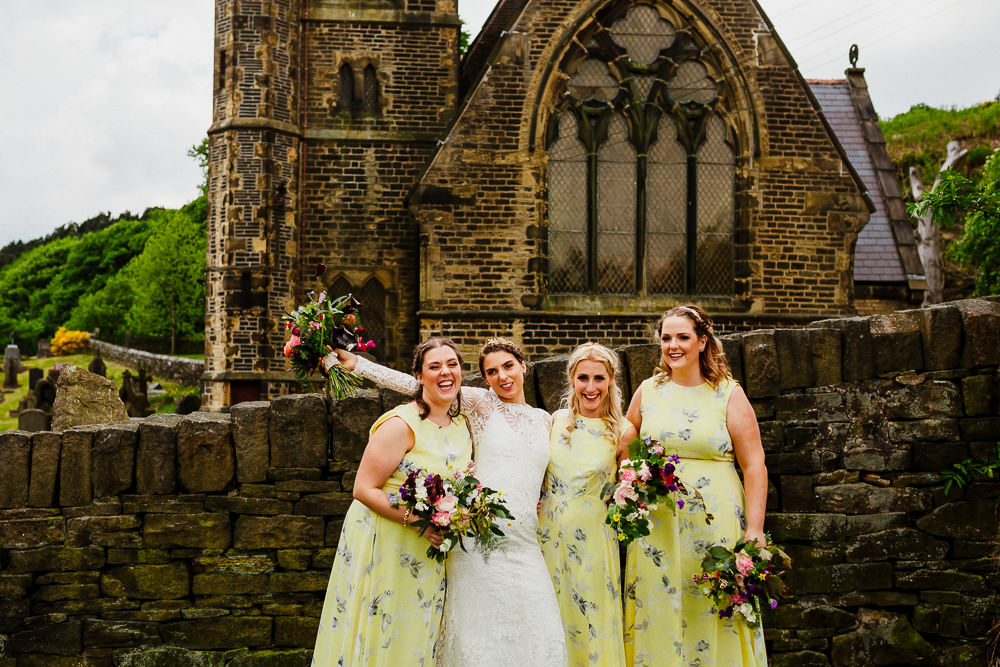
<box><xmin>363</xmin><ymin>65</ymin><xmax>379</xmax><ymax>113</ymax></box>
<box><xmin>338</xmin><ymin>63</ymin><xmax>354</xmax><ymax>111</ymax></box>
<box><xmin>546</xmin><ymin>3</ymin><xmax>736</xmax><ymax>296</ymax></box>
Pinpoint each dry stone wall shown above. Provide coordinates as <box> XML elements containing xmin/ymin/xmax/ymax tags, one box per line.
<box><xmin>0</xmin><ymin>299</ymin><xmax>997</xmax><ymax>666</ymax></box>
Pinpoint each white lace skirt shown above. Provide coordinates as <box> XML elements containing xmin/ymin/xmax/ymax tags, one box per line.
<box><xmin>437</xmin><ymin>534</ymin><xmax>568</xmax><ymax>666</ymax></box>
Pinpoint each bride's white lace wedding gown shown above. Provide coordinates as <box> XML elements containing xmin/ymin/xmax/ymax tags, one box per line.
<box><xmin>354</xmin><ymin>357</ymin><xmax>568</xmax><ymax>666</ymax></box>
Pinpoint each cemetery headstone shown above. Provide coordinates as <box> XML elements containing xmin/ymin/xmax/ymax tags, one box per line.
<box><xmin>88</xmin><ymin>350</ymin><xmax>107</xmax><ymax>377</ymax></box>
<box><xmin>34</xmin><ymin>377</ymin><xmax>57</xmax><ymax>412</ymax></box>
<box><xmin>2</xmin><ymin>357</ymin><xmax>18</xmax><ymax>390</ymax></box>
<box><xmin>36</xmin><ymin>338</ymin><xmax>51</xmax><ymax>358</ymax></box>
<box><xmin>28</xmin><ymin>367</ymin><xmax>43</xmax><ymax>388</ymax></box>
<box><xmin>51</xmin><ymin>364</ymin><xmax>128</xmax><ymax>430</ymax></box>
<box><xmin>18</xmin><ymin>408</ymin><xmax>50</xmax><ymax>432</ymax></box>
<box><xmin>175</xmin><ymin>393</ymin><xmax>202</xmax><ymax>415</ymax></box>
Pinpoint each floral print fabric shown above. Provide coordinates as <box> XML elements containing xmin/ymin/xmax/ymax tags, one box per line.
<box><xmin>624</xmin><ymin>377</ymin><xmax>766</xmax><ymax>666</ymax></box>
<box><xmin>312</xmin><ymin>404</ymin><xmax>473</xmax><ymax>666</ymax></box>
<box><xmin>539</xmin><ymin>410</ymin><xmax>626</xmax><ymax>666</ymax></box>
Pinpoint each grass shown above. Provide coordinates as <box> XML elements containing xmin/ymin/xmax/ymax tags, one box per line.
<box><xmin>1</xmin><ymin>352</ymin><xmax>199</xmax><ymax>432</ymax></box>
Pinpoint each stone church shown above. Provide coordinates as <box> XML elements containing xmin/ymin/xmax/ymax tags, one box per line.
<box><xmin>205</xmin><ymin>0</ymin><xmax>909</xmax><ymax>408</ymax></box>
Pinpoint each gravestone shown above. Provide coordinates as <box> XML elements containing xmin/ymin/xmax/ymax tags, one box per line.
<box><xmin>28</xmin><ymin>367</ymin><xmax>43</xmax><ymax>388</ymax></box>
<box><xmin>18</xmin><ymin>408</ymin><xmax>50</xmax><ymax>432</ymax></box>
<box><xmin>119</xmin><ymin>370</ymin><xmax>153</xmax><ymax>418</ymax></box>
<box><xmin>4</xmin><ymin>339</ymin><xmax>22</xmax><ymax>371</ymax></box>
<box><xmin>34</xmin><ymin>377</ymin><xmax>57</xmax><ymax>413</ymax></box>
<box><xmin>2</xmin><ymin>357</ymin><xmax>18</xmax><ymax>390</ymax></box>
<box><xmin>88</xmin><ymin>350</ymin><xmax>107</xmax><ymax>377</ymax></box>
<box><xmin>51</xmin><ymin>364</ymin><xmax>128</xmax><ymax>430</ymax></box>
<box><xmin>36</xmin><ymin>338</ymin><xmax>50</xmax><ymax>358</ymax></box>
<box><xmin>175</xmin><ymin>393</ymin><xmax>202</xmax><ymax>415</ymax></box>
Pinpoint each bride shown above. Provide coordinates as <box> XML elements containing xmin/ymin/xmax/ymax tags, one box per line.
<box><xmin>329</xmin><ymin>338</ymin><xmax>568</xmax><ymax>665</ymax></box>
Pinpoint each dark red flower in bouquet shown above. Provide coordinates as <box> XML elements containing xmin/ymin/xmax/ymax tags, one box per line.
<box><xmin>315</xmin><ymin>262</ymin><xmax>326</xmax><ymax>277</ymax></box>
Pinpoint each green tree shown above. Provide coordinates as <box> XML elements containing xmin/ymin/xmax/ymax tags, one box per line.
<box><xmin>65</xmin><ymin>268</ymin><xmax>137</xmax><ymax>342</ymax></box>
<box><xmin>910</xmin><ymin>148</ymin><xmax>1000</xmax><ymax>296</ymax></box>
<box><xmin>188</xmin><ymin>137</ymin><xmax>209</xmax><ymax>197</ymax></box>
<box><xmin>125</xmin><ymin>209</ymin><xmax>206</xmax><ymax>354</ymax></box>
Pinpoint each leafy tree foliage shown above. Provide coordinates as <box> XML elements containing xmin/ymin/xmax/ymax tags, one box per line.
<box><xmin>910</xmin><ymin>148</ymin><xmax>1000</xmax><ymax>296</ymax></box>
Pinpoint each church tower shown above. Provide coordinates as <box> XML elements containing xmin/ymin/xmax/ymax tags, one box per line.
<box><xmin>205</xmin><ymin>0</ymin><xmax>460</xmax><ymax>408</ymax></box>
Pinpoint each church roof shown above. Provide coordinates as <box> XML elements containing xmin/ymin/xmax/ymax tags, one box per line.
<box><xmin>460</xmin><ymin>0</ymin><xmax>526</xmax><ymax>98</ymax></box>
<box><xmin>809</xmin><ymin>73</ymin><xmax>925</xmax><ymax>287</ymax></box>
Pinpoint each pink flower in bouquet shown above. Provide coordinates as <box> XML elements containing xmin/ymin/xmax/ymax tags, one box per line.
<box><xmin>637</xmin><ymin>462</ymin><xmax>652</xmax><ymax>481</ymax></box>
<box><xmin>613</xmin><ymin>484</ymin><xmax>638</xmax><ymax>507</ymax></box>
<box><xmin>736</xmin><ymin>551</ymin><xmax>754</xmax><ymax>576</ymax></box>
<box><xmin>728</xmin><ymin>593</ymin><xmax>746</xmax><ymax>605</ymax></box>
<box><xmin>620</xmin><ymin>468</ymin><xmax>637</xmax><ymax>483</ymax></box>
<box><xmin>283</xmin><ymin>334</ymin><xmax>301</xmax><ymax>358</ymax></box>
<box><xmin>430</xmin><ymin>511</ymin><xmax>452</xmax><ymax>527</ymax></box>
<box><xmin>308</xmin><ymin>320</ymin><xmax>322</xmax><ymax>330</ymax></box>
<box><xmin>651</xmin><ymin>443</ymin><xmax>664</xmax><ymax>455</ymax></box>
<box><xmin>435</xmin><ymin>495</ymin><xmax>459</xmax><ymax>513</ymax></box>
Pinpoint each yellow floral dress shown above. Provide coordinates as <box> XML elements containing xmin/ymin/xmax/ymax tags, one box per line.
<box><xmin>312</xmin><ymin>404</ymin><xmax>473</xmax><ymax>666</ymax></box>
<box><xmin>539</xmin><ymin>410</ymin><xmax>626</xmax><ymax>667</ymax></box>
<box><xmin>624</xmin><ymin>377</ymin><xmax>766</xmax><ymax>666</ymax></box>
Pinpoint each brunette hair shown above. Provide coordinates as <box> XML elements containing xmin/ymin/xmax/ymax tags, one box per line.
<box><xmin>411</xmin><ymin>338</ymin><xmax>463</xmax><ymax>420</ymax></box>
<box><xmin>655</xmin><ymin>304</ymin><xmax>731</xmax><ymax>389</ymax></box>
<box><xmin>477</xmin><ymin>337</ymin><xmax>526</xmax><ymax>377</ymax></box>
<box><xmin>559</xmin><ymin>342</ymin><xmax>625</xmax><ymax>443</ymax></box>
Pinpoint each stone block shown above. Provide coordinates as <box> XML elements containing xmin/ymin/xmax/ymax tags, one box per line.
<box><xmin>771</xmin><ymin>651</ymin><xmax>827</xmax><ymax>667</ymax></box>
<box><xmin>911</xmin><ymin>441</ymin><xmax>967</xmax><ymax>471</ymax></box>
<box><xmin>270</xmin><ymin>394</ymin><xmax>327</xmax><ymax>468</ymax></box>
<box><xmin>59</xmin><ymin>427</ymin><xmax>95</xmax><ymax>507</ymax></box>
<box><xmin>234</xmin><ymin>515</ymin><xmax>325</xmax><ymax>548</ymax></box>
<box><xmin>774</xmin><ymin>328</ymin><xmax>814</xmax><ymax>390</ymax></box>
<box><xmin>27</xmin><ymin>432</ymin><xmax>60</xmax><ymax>507</ymax></box>
<box><xmin>177</xmin><ymin>412</ymin><xmax>234</xmax><ymax>493</ymax></box>
<box><xmin>143</xmin><ymin>513</ymin><xmax>231</xmax><ymax>549</ymax></box>
<box><xmin>227</xmin><ymin>649</ymin><xmax>313</xmax><ymax>667</ymax></box>
<box><xmin>808</xmin><ymin>316</ymin><xmax>874</xmax><ymax>381</ymax></box>
<box><xmin>269</xmin><ymin>571</ymin><xmax>330</xmax><ymax>593</ymax></box>
<box><xmin>7</xmin><ymin>545</ymin><xmax>105</xmax><ymax>573</ymax></box>
<box><xmin>845</xmin><ymin>527</ymin><xmax>948</xmax><ymax>562</ymax></box>
<box><xmin>101</xmin><ymin>562</ymin><xmax>189</xmax><ymax>599</ymax></box>
<box><xmin>896</xmin><ymin>568</ymin><xmax>984</xmax><ymax>591</ymax></box>
<box><xmin>801</xmin><ymin>604</ymin><xmax>856</xmax><ymax>628</ymax></box>
<box><xmin>740</xmin><ymin>330</ymin><xmax>779</xmax><ymax>398</ymax></box>
<box><xmin>843</xmin><ymin>512</ymin><xmax>909</xmax><ymax>536</ymax></box>
<box><xmin>92</xmin><ymin>423</ymin><xmax>139</xmax><ymax>497</ymax></box>
<box><xmin>869</xmin><ymin>312</ymin><xmax>924</xmax><ymax>374</ymax></box>
<box><xmin>231</xmin><ymin>401</ymin><xmax>270</xmax><ymax>483</ymax></box>
<box><xmin>774</xmin><ymin>392</ymin><xmax>846</xmax><ymax>422</ymax></box>
<box><xmin>83</xmin><ymin>619</ymin><xmax>160</xmax><ymax>647</ymax></box>
<box><xmin>329</xmin><ymin>390</ymin><xmax>381</xmax><ymax>462</ymax></box>
<box><xmin>884</xmin><ymin>381</ymin><xmax>962</xmax><ymax>419</ymax></box>
<box><xmin>767</xmin><ymin>450</ymin><xmax>837</xmax><ymax>474</ymax></box>
<box><xmin>622</xmin><ymin>344</ymin><xmax>660</xmax><ymax>397</ymax></box>
<box><xmin>717</xmin><ymin>335</ymin><xmax>743</xmax><ymax>386</ymax></box>
<box><xmin>888</xmin><ymin>418</ymin><xmax>959</xmax><ymax>443</ymax></box>
<box><xmin>532</xmin><ymin>353</ymin><xmax>569</xmax><ymax>412</ymax></box>
<box><xmin>0</xmin><ymin>573</ymin><xmax>32</xmax><ymax>600</ymax></box>
<box><xmin>766</xmin><ymin>513</ymin><xmax>847</xmax><ymax>541</ymax></box>
<box><xmin>910</xmin><ymin>305</ymin><xmax>963</xmax><ymax>370</ymax></box>
<box><xmin>274</xmin><ymin>616</ymin><xmax>320</xmax><ymax>647</ymax></box>
<box><xmin>961</xmin><ymin>374</ymin><xmax>997</xmax><ymax>416</ymax></box>
<box><xmin>815</xmin><ymin>483</ymin><xmax>894</xmax><ymax>514</ymax></box>
<box><xmin>917</xmin><ymin>500</ymin><xmax>999</xmax><ymax>540</ymax></box>
<box><xmin>293</xmin><ymin>492</ymin><xmax>354</xmax><ymax>516</ymax></box>
<box><xmin>159</xmin><ymin>617</ymin><xmax>272</xmax><ymax>650</ymax></box>
<box><xmin>192</xmin><ymin>573</ymin><xmax>268</xmax><ymax>596</ymax></box>
<box><xmin>758</xmin><ymin>421</ymin><xmax>784</xmax><ymax>453</ymax></box>
<box><xmin>953</xmin><ymin>298</ymin><xmax>1000</xmax><ymax>367</ymax></box>
<box><xmin>0</xmin><ymin>430</ymin><xmax>31</xmax><ymax>508</ymax></box>
<box><xmin>204</xmin><ymin>496</ymin><xmax>292</xmax><ymax>515</ymax></box>
<box><xmin>960</xmin><ymin>416</ymin><xmax>1000</xmax><ymax>441</ymax></box>
<box><xmin>136</xmin><ymin>415</ymin><xmax>181</xmax><ymax>495</ymax></box>
<box><xmin>808</xmin><ymin>328</ymin><xmax>842</xmax><ymax>387</ymax></box>
<box><xmin>842</xmin><ymin>448</ymin><xmax>910</xmax><ymax>472</ymax></box>
<box><xmin>0</xmin><ymin>517</ymin><xmax>65</xmax><ymax>549</ymax></box>
<box><xmin>51</xmin><ymin>364</ymin><xmax>128</xmax><ymax>431</ymax></box>
<box><xmin>113</xmin><ymin>646</ymin><xmax>226</xmax><ymax>667</ymax></box>
<box><xmin>7</xmin><ymin>618</ymin><xmax>83</xmax><ymax>656</ymax></box>
<box><xmin>830</xmin><ymin>609</ymin><xmax>935</xmax><ymax>666</ymax></box>
<box><xmin>779</xmin><ymin>475</ymin><xmax>816</xmax><ymax>512</ymax></box>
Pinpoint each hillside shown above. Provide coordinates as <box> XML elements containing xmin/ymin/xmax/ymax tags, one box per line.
<box><xmin>881</xmin><ymin>100</ymin><xmax>1000</xmax><ymax>195</ymax></box>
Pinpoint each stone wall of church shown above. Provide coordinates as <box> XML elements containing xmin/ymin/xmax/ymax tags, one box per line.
<box><xmin>0</xmin><ymin>299</ymin><xmax>997</xmax><ymax>665</ymax></box>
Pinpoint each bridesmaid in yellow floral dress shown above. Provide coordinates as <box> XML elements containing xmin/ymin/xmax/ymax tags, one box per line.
<box><xmin>539</xmin><ymin>343</ymin><xmax>627</xmax><ymax>666</ymax></box>
<box><xmin>619</xmin><ymin>305</ymin><xmax>768</xmax><ymax>666</ymax></box>
<box><xmin>312</xmin><ymin>339</ymin><xmax>473</xmax><ymax>666</ymax></box>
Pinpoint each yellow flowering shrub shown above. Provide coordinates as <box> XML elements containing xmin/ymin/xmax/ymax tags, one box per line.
<box><xmin>50</xmin><ymin>327</ymin><xmax>91</xmax><ymax>355</ymax></box>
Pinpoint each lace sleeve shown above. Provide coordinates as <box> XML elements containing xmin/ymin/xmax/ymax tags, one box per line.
<box><xmin>353</xmin><ymin>356</ymin><xmax>419</xmax><ymax>395</ymax></box>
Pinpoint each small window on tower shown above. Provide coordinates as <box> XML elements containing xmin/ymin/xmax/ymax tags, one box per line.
<box><xmin>363</xmin><ymin>65</ymin><xmax>379</xmax><ymax>113</ymax></box>
<box><xmin>338</xmin><ymin>63</ymin><xmax>354</xmax><ymax>111</ymax></box>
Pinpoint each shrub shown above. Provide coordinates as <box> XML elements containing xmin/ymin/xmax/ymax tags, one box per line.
<box><xmin>50</xmin><ymin>326</ymin><xmax>91</xmax><ymax>355</ymax></box>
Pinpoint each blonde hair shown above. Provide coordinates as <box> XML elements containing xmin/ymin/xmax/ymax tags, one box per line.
<box><xmin>559</xmin><ymin>343</ymin><xmax>625</xmax><ymax>443</ymax></box>
<box><xmin>654</xmin><ymin>304</ymin><xmax>731</xmax><ymax>389</ymax></box>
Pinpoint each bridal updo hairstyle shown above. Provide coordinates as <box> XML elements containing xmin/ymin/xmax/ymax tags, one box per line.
<box><xmin>477</xmin><ymin>337</ymin><xmax>527</xmax><ymax>377</ymax></box>
<box><xmin>410</xmin><ymin>337</ymin><xmax>463</xmax><ymax>420</ymax></box>
<box><xmin>655</xmin><ymin>304</ymin><xmax>731</xmax><ymax>389</ymax></box>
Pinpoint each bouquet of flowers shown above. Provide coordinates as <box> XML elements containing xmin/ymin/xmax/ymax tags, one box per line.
<box><xmin>282</xmin><ymin>290</ymin><xmax>375</xmax><ymax>398</ymax></box>
<box><xmin>390</xmin><ymin>461</ymin><xmax>513</xmax><ymax>563</ymax></box>
<box><xmin>694</xmin><ymin>536</ymin><xmax>790</xmax><ymax>627</ymax></box>
<box><xmin>602</xmin><ymin>435</ymin><xmax>711</xmax><ymax>545</ymax></box>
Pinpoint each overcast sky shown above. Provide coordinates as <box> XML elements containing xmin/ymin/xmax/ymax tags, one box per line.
<box><xmin>1</xmin><ymin>0</ymin><xmax>997</xmax><ymax>248</ymax></box>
